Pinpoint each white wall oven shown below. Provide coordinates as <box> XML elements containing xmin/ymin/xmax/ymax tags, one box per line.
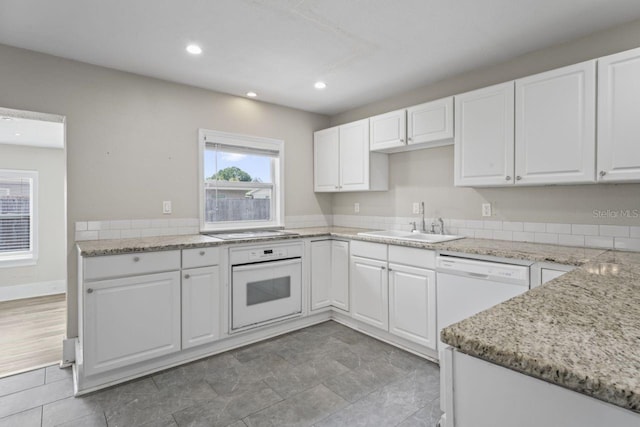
<box><xmin>230</xmin><ymin>242</ymin><xmax>303</xmax><ymax>332</ymax></box>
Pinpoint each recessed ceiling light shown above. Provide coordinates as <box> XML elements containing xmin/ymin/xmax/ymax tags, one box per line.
<box><xmin>2</xmin><ymin>117</ymin><xmax>12</xmax><ymax>121</ymax></box>
<box><xmin>246</xmin><ymin>91</ymin><xmax>257</xmax><ymax>98</ymax></box>
<box><xmin>314</xmin><ymin>81</ymin><xmax>327</xmax><ymax>90</ymax></box>
<box><xmin>186</xmin><ymin>44</ymin><xmax>202</xmax><ymax>55</ymax></box>
<box><xmin>15</xmin><ymin>133</ymin><xmax>21</xmax><ymax>136</ymax></box>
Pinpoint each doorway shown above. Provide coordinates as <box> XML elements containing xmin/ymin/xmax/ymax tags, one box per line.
<box><xmin>0</xmin><ymin>107</ymin><xmax>66</xmax><ymax>378</ymax></box>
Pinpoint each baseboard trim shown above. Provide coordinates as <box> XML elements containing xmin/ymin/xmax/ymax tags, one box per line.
<box><xmin>0</xmin><ymin>280</ymin><xmax>66</xmax><ymax>302</ymax></box>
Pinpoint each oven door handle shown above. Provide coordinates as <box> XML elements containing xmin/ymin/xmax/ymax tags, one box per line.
<box><xmin>232</xmin><ymin>257</ymin><xmax>302</xmax><ymax>272</ymax></box>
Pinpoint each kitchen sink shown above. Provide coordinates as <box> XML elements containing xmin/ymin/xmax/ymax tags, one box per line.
<box><xmin>357</xmin><ymin>230</ymin><xmax>465</xmax><ymax>243</ymax></box>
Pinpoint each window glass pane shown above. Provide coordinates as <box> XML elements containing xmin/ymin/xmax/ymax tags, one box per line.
<box><xmin>0</xmin><ymin>175</ymin><xmax>31</xmax><ymax>254</ymax></box>
<box><xmin>205</xmin><ymin>187</ymin><xmax>272</xmax><ymax>222</ymax></box>
<box><xmin>246</xmin><ymin>276</ymin><xmax>291</xmax><ymax>306</ymax></box>
<box><xmin>205</xmin><ymin>147</ymin><xmax>272</xmax><ymax>183</ymax></box>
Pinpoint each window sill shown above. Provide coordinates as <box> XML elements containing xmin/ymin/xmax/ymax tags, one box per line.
<box><xmin>0</xmin><ymin>255</ymin><xmax>37</xmax><ymax>269</ymax></box>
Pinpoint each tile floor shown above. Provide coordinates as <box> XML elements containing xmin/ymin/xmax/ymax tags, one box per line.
<box><xmin>0</xmin><ymin>321</ymin><xmax>442</xmax><ymax>427</ymax></box>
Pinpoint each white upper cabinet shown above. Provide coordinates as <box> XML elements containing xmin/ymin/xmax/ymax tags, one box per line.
<box><xmin>370</xmin><ymin>109</ymin><xmax>406</xmax><ymax>151</ymax></box>
<box><xmin>597</xmin><ymin>48</ymin><xmax>640</xmax><ymax>182</ymax></box>
<box><xmin>313</xmin><ymin>126</ymin><xmax>340</xmax><ymax>192</ymax></box>
<box><xmin>515</xmin><ymin>60</ymin><xmax>596</xmax><ymax>185</ymax></box>
<box><xmin>314</xmin><ymin>119</ymin><xmax>388</xmax><ymax>192</ymax></box>
<box><xmin>454</xmin><ymin>82</ymin><xmax>515</xmax><ymax>187</ymax></box>
<box><xmin>407</xmin><ymin>97</ymin><xmax>454</xmax><ymax>147</ymax></box>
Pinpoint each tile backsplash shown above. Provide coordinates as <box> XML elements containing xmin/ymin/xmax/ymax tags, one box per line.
<box><xmin>74</xmin><ymin>214</ymin><xmax>640</xmax><ymax>251</ymax></box>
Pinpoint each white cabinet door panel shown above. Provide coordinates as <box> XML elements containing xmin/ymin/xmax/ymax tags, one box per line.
<box><xmin>84</xmin><ymin>271</ymin><xmax>181</xmax><ymax>375</ymax></box>
<box><xmin>598</xmin><ymin>47</ymin><xmax>640</xmax><ymax>182</ymax></box>
<box><xmin>389</xmin><ymin>264</ymin><xmax>436</xmax><ymax>349</ymax></box>
<box><xmin>370</xmin><ymin>110</ymin><xmax>406</xmax><ymax>151</ymax></box>
<box><xmin>515</xmin><ymin>61</ymin><xmax>596</xmax><ymax>184</ymax></box>
<box><xmin>314</xmin><ymin>127</ymin><xmax>340</xmax><ymax>192</ymax></box>
<box><xmin>182</xmin><ymin>266</ymin><xmax>220</xmax><ymax>349</ymax></box>
<box><xmin>310</xmin><ymin>240</ymin><xmax>331</xmax><ymax>310</ymax></box>
<box><xmin>330</xmin><ymin>240</ymin><xmax>349</xmax><ymax>311</ymax></box>
<box><xmin>340</xmin><ymin>119</ymin><xmax>370</xmax><ymax>191</ymax></box>
<box><xmin>455</xmin><ymin>82</ymin><xmax>515</xmax><ymax>186</ymax></box>
<box><xmin>408</xmin><ymin>97</ymin><xmax>454</xmax><ymax>146</ymax></box>
<box><xmin>350</xmin><ymin>256</ymin><xmax>388</xmax><ymax>330</ymax></box>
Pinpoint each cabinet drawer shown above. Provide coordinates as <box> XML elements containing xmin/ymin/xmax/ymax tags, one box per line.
<box><xmin>388</xmin><ymin>245</ymin><xmax>435</xmax><ymax>269</ymax></box>
<box><xmin>182</xmin><ymin>247</ymin><xmax>220</xmax><ymax>269</ymax></box>
<box><xmin>351</xmin><ymin>240</ymin><xmax>387</xmax><ymax>259</ymax></box>
<box><xmin>84</xmin><ymin>250</ymin><xmax>181</xmax><ymax>281</ymax></box>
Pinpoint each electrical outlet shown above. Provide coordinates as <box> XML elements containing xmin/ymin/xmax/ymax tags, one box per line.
<box><xmin>412</xmin><ymin>202</ymin><xmax>420</xmax><ymax>214</ymax></box>
<box><xmin>482</xmin><ymin>203</ymin><xmax>492</xmax><ymax>217</ymax></box>
<box><xmin>163</xmin><ymin>201</ymin><xmax>172</xmax><ymax>214</ymax></box>
<box><xmin>354</xmin><ymin>202</ymin><xmax>360</xmax><ymax>213</ymax></box>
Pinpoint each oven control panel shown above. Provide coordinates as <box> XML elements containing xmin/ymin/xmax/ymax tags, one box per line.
<box><xmin>248</xmin><ymin>248</ymin><xmax>287</xmax><ymax>261</ymax></box>
<box><xmin>230</xmin><ymin>242</ymin><xmax>303</xmax><ymax>265</ymax></box>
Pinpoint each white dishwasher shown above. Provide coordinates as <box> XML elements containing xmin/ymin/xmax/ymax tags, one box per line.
<box><xmin>436</xmin><ymin>255</ymin><xmax>532</xmax><ymax>350</ymax></box>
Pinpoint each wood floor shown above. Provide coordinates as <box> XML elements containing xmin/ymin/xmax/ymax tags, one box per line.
<box><xmin>0</xmin><ymin>294</ymin><xmax>66</xmax><ymax>378</ymax></box>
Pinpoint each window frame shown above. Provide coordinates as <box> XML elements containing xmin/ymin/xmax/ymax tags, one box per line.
<box><xmin>0</xmin><ymin>169</ymin><xmax>38</xmax><ymax>268</ymax></box>
<box><xmin>198</xmin><ymin>129</ymin><xmax>284</xmax><ymax>232</ymax></box>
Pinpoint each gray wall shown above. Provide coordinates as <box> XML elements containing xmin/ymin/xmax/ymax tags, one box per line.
<box><xmin>329</xmin><ymin>18</ymin><xmax>640</xmax><ymax>224</ymax></box>
<box><xmin>0</xmin><ymin>43</ymin><xmax>331</xmax><ymax>337</ymax></box>
<box><xmin>0</xmin><ymin>144</ymin><xmax>66</xmax><ymax>292</ymax></box>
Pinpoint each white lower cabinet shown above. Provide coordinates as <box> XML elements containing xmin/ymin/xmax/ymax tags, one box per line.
<box><xmin>310</xmin><ymin>240</ymin><xmax>350</xmax><ymax>312</ymax></box>
<box><xmin>83</xmin><ymin>271</ymin><xmax>181</xmax><ymax>376</ymax></box>
<box><xmin>182</xmin><ymin>266</ymin><xmax>221</xmax><ymax>349</ymax></box>
<box><xmin>350</xmin><ymin>255</ymin><xmax>389</xmax><ymax>330</ymax></box>
<box><xmin>388</xmin><ymin>263</ymin><xmax>437</xmax><ymax>349</ymax></box>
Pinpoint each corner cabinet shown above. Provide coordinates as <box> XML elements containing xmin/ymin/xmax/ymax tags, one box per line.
<box><xmin>515</xmin><ymin>60</ymin><xmax>596</xmax><ymax>185</ymax></box>
<box><xmin>454</xmin><ymin>82</ymin><xmax>515</xmax><ymax>187</ymax></box>
<box><xmin>310</xmin><ymin>240</ymin><xmax>349</xmax><ymax>312</ymax></box>
<box><xmin>314</xmin><ymin>119</ymin><xmax>388</xmax><ymax>192</ymax></box>
<box><xmin>597</xmin><ymin>47</ymin><xmax>640</xmax><ymax>182</ymax></box>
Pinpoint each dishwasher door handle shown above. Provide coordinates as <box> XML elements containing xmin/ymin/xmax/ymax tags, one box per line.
<box><xmin>466</xmin><ymin>272</ymin><xmax>490</xmax><ymax>279</ymax></box>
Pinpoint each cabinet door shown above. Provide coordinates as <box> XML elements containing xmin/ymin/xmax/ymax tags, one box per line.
<box><xmin>83</xmin><ymin>271</ymin><xmax>181</xmax><ymax>375</ymax></box>
<box><xmin>310</xmin><ymin>240</ymin><xmax>331</xmax><ymax>311</ymax></box>
<box><xmin>388</xmin><ymin>264</ymin><xmax>436</xmax><ymax>349</ymax></box>
<box><xmin>407</xmin><ymin>97</ymin><xmax>454</xmax><ymax>146</ymax></box>
<box><xmin>350</xmin><ymin>256</ymin><xmax>388</xmax><ymax>330</ymax></box>
<box><xmin>182</xmin><ymin>266</ymin><xmax>220</xmax><ymax>349</ymax></box>
<box><xmin>339</xmin><ymin>119</ymin><xmax>370</xmax><ymax>191</ymax></box>
<box><xmin>330</xmin><ymin>240</ymin><xmax>349</xmax><ymax>311</ymax></box>
<box><xmin>597</xmin><ymin>48</ymin><xmax>640</xmax><ymax>182</ymax></box>
<box><xmin>454</xmin><ymin>82</ymin><xmax>515</xmax><ymax>187</ymax></box>
<box><xmin>515</xmin><ymin>61</ymin><xmax>596</xmax><ymax>185</ymax></box>
<box><xmin>314</xmin><ymin>127</ymin><xmax>340</xmax><ymax>192</ymax></box>
<box><xmin>370</xmin><ymin>110</ymin><xmax>407</xmax><ymax>151</ymax></box>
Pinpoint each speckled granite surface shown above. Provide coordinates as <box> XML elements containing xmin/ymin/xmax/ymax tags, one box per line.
<box><xmin>441</xmin><ymin>250</ymin><xmax>640</xmax><ymax>413</ymax></box>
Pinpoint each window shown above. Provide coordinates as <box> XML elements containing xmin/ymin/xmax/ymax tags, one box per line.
<box><xmin>199</xmin><ymin>130</ymin><xmax>284</xmax><ymax>231</ymax></box>
<box><xmin>0</xmin><ymin>170</ymin><xmax>38</xmax><ymax>266</ymax></box>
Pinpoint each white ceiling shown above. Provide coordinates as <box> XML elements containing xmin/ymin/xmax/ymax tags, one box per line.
<box><xmin>1</xmin><ymin>1</ymin><xmax>640</xmax><ymax>115</ymax></box>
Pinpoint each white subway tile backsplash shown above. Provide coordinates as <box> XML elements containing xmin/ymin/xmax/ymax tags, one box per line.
<box><xmin>475</xmin><ymin>229</ymin><xmax>494</xmax><ymax>239</ymax></box>
<box><xmin>150</xmin><ymin>219</ymin><xmax>169</xmax><ymax>228</ymax></box>
<box><xmin>545</xmin><ymin>223</ymin><xmax>571</xmax><ymax>234</ymax></box>
<box><xmin>98</xmin><ymin>230</ymin><xmax>121</xmax><ymax>240</ymax></box>
<box><xmin>483</xmin><ymin>221</ymin><xmax>502</xmax><ymax>230</ymax></box>
<box><xmin>75</xmin><ymin>222</ymin><xmax>88</xmax><ymax>232</ymax></box>
<box><xmin>558</xmin><ymin>234</ymin><xmax>585</xmax><ymax>247</ymax></box>
<box><xmin>120</xmin><ymin>229</ymin><xmax>142</xmax><ymax>239</ymax></box>
<box><xmin>572</xmin><ymin>224</ymin><xmax>598</xmax><ymax>236</ymax></box>
<box><xmin>585</xmin><ymin>236</ymin><xmax>614</xmax><ymax>249</ymax></box>
<box><xmin>458</xmin><ymin>228</ymin><xmax>476</xmax><ymax>238</ymax></box>
<box><xmin>76</xmin><ymin>231</ymin><xmax>99</xmax><ymax>241</ymax></box>
<box><xmin>599</xmin><ymin>225</ymin><xmax>629</xmax><ymax>238</ymax></box>
<box><xmin>131</xmin><ymin>219</ymin><xmax>152</xmax><ymax>229</ymax></box>
<box><xmin>523</xmin><ymin>222</ymin><xmax>546</xmax><ymax>233</ymax></box>
<box><xmin>534</xmin><ymin>232</ymin><xmax>558</xmax><ymax>245</ymax></box>
<box><xmin>513</xmin><ymin>232</ymin><xmax>535</xmax><ymax>242</ymax></box>
<box><xmin>109</xmin><ymin>220</ymin><xmax>131</xmax><ymax>230</ymax></box>
<box><xmin>614</xmin><ymin>238</ymin><xmax>640</xmax><ymax>251</ymax></box>
<box><xmin>450</xmin><ymin>219</ymin><xmax>467</xmax><ymax>228</ymax></box>
<box><xmin>465</xmin><ymin>220</ymin><xmax>484</xmax><ymax>229</ymax></box>
<box><xmin>493</xmin><ymin>230</ymin><xmax>513</xmax><ymax>241</ymax></box>
<box><xmin>87</xmin><ymin>221</ymin><xmax>108</xmax><ymax>231</ymax></box>
<box><xmin>502</xmin><ymin>221</ymin><xmax>523</xmax><ymax>232</ymax></box>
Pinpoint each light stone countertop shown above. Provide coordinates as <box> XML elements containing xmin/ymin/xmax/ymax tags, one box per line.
<box><xmin>75</xmin><ymin>226</ymin><xmax>640</xmax><ymax>412</ymax></box>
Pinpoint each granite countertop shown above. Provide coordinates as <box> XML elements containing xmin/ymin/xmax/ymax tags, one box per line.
<box><xmin>76</xmin><ymin>226</ymin><xmax>639</xmax><ymax>412</ymax></box>
<box><xmin>441</xmin><ymin>249</ymin><xmax>640</xmax><ymax>413</ymax></box>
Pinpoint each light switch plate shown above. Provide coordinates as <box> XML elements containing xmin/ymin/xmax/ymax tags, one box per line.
<box><xmin>354</xmin><ymin>202</ymin><xmax>360</xmax><ymax>213</ymax></box>
<box><xmin>163</xmin><ymin>201</ymin><xmax>172</xmax><ymax>214</ymax></box>
<box><xmin>413</xmin><ymin>202</ymin><xmax>420</xmax><ymax>214</ymax></box>
<box><xmin>482</xmin><ymin>203</ymin><xmax>492</xmax><ymax>217</ymax></box>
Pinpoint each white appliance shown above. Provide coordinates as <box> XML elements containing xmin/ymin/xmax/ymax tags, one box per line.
<box><xmin>436</xmin><ymin>255</ymin><xmax>531</xmax><ymax>349</ymax></box>
<box><xmin>230</xmin><ymin>242</ymin><xmax>303</xmax><ymax>331</ymax></box>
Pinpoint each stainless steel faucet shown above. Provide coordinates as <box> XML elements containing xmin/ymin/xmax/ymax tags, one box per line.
<box><xmin>420</xmin><ymin>202</ymin><xmax>427</xmax><ymax>233</ymax></box>
<box><xmin>430</xmin><ymin>217</ymin><xmax>445</xmax><ymax>234</ymax></box>
<box><xmin>438</xmin><ymin>217</ymin><xmax>445</xmax><ymax>235</ymax></box>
